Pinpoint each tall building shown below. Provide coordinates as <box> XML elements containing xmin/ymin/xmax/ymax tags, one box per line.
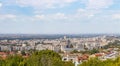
<box><xmin>64</xmin><ymin>36</ymin><xmax>67</xmax><ymax>40</ymax></box>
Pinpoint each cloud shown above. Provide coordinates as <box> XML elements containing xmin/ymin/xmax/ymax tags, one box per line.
<box><xmin>16</xmin><ymin>0</ymin><xmax>77</xmax><ymax>9</ymax></box>
<box><xmin>33</xmin><ymin>11</ymin><xmax>97</xmax><ymax>22</ymax></box>
<box><xmin>112</xmin><ymin>14</ymin><xmax>120</xmax><ymax>20</ymax></box>
<box><xmin>0</xmin><ymin>14</ymin><xmax>16</xmax><ymax>19</ymax></box>
<box><xmin>77</xmin><ymin>8</ymin><xmax>85</xmax><ymax>12</ymax></box>
<box><xmin>3</xmin><ymin>0</ymin><xmax>113</xmax><ymax>10</ymax></box>
<box><xmin>34</xmin><ymin>15</ymin><xmax>45</xmax><ymax>19</ymax></box>
<box><xmin>80</xmin><ymin>0</ymin><xmax>113</xmax><ymax>9</ymax></box>
<box><xmin>0</xmin><ymin>3</ymin><xmax>2</xmax><ymax>7</ymax></box>
<box><xmin>52</xmin><ymin>13</ymin><xmax>67</xmax><ymax>19</ymax></box>
<box><xmin>76</xmin><ymin>8</ymin><xmax>100</xmax><ymax>18</ymax></box>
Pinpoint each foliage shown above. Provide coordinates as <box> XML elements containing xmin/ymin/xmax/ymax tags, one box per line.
<box><xmin>79</xmin><ymin>57</ymin><xmax>120</xmax><ymax>66</ymax></box>
<box><xmin>89</xmin><ymin>48</ymin><xmax>99</xmax><ymax>54</ymax></box>
<box><xmin>0</xmin><ymin>50</ymin><xmax>74</xmax><ymax>66</ymax></box>
<box><xmin>103</xmin><ymin>40</ymin><xmax>120</xmax><ymax>49</ymax></box>
<box><xmin>1</xmin><ymin>50</ymin><xmax>120</xmax><ymax>66</ymax></box>
<box><xmin>71</xmin><ymin>49</ymin><xmax>79</xmax><ymax>53</ymax></box>
<box><xmin>80</xmin><ymin>49</ymin><xmax>99</xmax><ymax>54</ymax></box>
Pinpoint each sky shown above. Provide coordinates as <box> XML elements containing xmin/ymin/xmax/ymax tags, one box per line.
<box><xmin>0</xmin><ymin>0</ymin><xmax>120</xmax><ymax>34</ymax></box>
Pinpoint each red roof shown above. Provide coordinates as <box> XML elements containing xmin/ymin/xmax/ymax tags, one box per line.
<box><xmin>95</xmin><ymin>53</ymin><xmax>103</xmax><ymax>57</ymax></box>
<box><xmin>0</xmin><ymin>52</ymin><xmax>7</xmax><ymax>55</ymax></box>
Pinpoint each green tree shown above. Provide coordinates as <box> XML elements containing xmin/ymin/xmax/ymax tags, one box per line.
<box><xmin>0</xmin><ymin>50</ymin><xmax>74</xmax><ymax>66</ymax></box>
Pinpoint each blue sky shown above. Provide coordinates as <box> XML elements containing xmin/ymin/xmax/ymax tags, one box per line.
<box><xmin>0</xmin><ymin>0</ymin><xmax>120</xmax><ymax>34</ymax></box>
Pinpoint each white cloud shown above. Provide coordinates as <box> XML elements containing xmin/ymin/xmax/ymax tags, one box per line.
<box><xmin>77</xmin><ymin>8</ymin><xmax>85</xmax><ymax>12</ymax></box>
<box><xmin>76</xmin><ymin>8</ymin><xmax>101</xmax><ymax>19</ymax></box>
<box><xmin>16</xmin><ymin>0</ymin><xmax>77</xmax><ymax>9</ymax></box>
<box><xmin>0</xmin><ymin>14</ymin><xmax>16</xmax><ymax>19</ymax></box>
<box><xmin>31</xmin><ymin>13</ymin><xmax>68</xmax><ymax>22</ymax></box>
<box><xmin>80</xmin><ymin>0</ymin><xmax>113</xmax><ymax>9</ymax></box>
<box><xmin>35</xmin><ymin>15</ymin><xmax>45</xmax><ymax>19</ymax></box>
<box><xmin>5</xmin><ymin>14</ymin><xmax>16</xmax><ymax>18</ymax></box>
<box><xmin>53</xmin><ymin>13</ymin><xmax>67</xmax><ymax>19</ymax></box>
<box><xmin>33</xmin><ymin>11</ymin><xmax>96</xmax><ymax>22</ymax></box>
<box><xmin>112</xmin><ymin>14</ymin><xmax>120</xmax><ymax>20</ymax></box>
<box><xmin>0</xmin><ymin>3</ymin><xmax>2</xmax><ymax>7</ymax></box>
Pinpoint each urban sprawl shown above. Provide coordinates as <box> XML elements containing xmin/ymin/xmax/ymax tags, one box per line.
<box><xmin>0</xmin><ymin>35</ymin><xmax>120</xmax><ymax>66</ymax></box>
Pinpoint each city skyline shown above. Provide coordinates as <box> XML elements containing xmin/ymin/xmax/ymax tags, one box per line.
<box><xmin>0</xmin><ymin>0</ymin><xmax>120</xmax><ymax>34</ymax></box>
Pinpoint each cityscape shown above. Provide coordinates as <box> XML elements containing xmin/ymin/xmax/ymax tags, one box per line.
<box><xmin>0</xmin><ymin>34</ymin><xmax>120</xmax><ymax>66</ymax></box>
<box><xmin>0</xmin><ymin>0</ymin><xmax>120</xmax><ymax>66</ymax></box>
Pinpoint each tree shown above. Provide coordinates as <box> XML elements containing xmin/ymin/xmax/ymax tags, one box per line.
<box><xmin>5</xmin><ymin>55</ymin><xmax>26</xmax><ymax>66</ymax></box>
<box><xmin>89</xmin><ymin>48</ymin><xmax>99</xmax><ymax>54</ymax></box>
<box><xmin>71</xmin><ymin>50</ymin><xmax>79</xmax><ymax>53</ymax></box>
<box><xmin>0</xmin><ymin>50</ymin><xmax>74</xmax><ymax>66</ymax></box>
<box><xmin>79</xmin><ymin>57</ymin><xmax>120</xmax><ymax>66</ymax></box>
